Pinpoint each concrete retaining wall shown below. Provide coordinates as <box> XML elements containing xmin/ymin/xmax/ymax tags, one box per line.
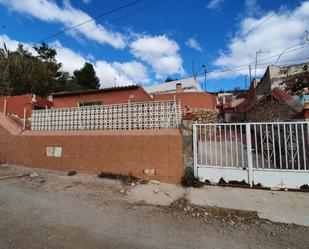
<box><xmin>0</xmin><ymin>114</ymin><xmax>183</xmax><ymax>184</ymax></box>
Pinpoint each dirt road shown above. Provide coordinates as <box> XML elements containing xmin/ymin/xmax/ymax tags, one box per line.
<box><xmin>0</xmin><ymin>164</ymin><xmax>308</xmax><ymax>249</ymax></box>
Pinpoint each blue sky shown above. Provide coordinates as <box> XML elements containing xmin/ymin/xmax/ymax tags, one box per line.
<box><xmin>0</xmin><ymin>0</ymin><xmax>308</xmax><ymax>92</ymax></box>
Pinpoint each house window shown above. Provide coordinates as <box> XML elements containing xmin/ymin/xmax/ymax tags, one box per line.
<box><xmin>77</xmin><ymin>100</ymin><xmax>102</xmax><ymax>107</ymax></box>
<box><xmin>34</xmin><ymin>104</ymin><xmax>47</xmax><ymax>110</ymax></box>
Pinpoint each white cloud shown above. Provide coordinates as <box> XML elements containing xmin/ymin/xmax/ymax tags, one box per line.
<box><xmin>186</xmin><ymin>37</ymin><xmax>203</xmax><ymax>51</ymax></box>
<box><xmin>0</xmin><ymin>34</ymin><xmax>149</xmax><ymax>87</ymax></box>
<box><xmin>95</xmin><ymin>60</ymin><xmax>149</xmax><ymax>87</ymax></box>
<box><xmin>207</xmin><ymin>0</ymin><xmax>223</xmax><ymax>10</ymax></box>
<box><xmin>244</xmin><ymin>0</ymin><xmax>262</xmax><ymax>16</ymax></box>
<box><xmin>130</xmin><ymin>35</ymin><xmax>185</xmax><ymax>79</ymax></box>
<box><xmin>112</xmin><ymin>61</ymin><xmax>148</xmax><ymax>84</ymax></box>
<box><xmin>51</xmin><ymin>41</ymin><xmax>86</xmax><ymax>73</ymax></box>
<box><xmin>212</xmin><ymin>1</ymin><xmax>309</xmax><ymax>80</ymax></box>
<box><xmin>0</xmin><ymin>0</ymin><xmax>126</xmax><ymax>49</ymax></box>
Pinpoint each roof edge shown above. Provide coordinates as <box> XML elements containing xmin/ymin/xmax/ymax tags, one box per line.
<box><xmin>51</xmin><ymin>85</ymin><xmax>140</xmax><ymax>97</ymax></box>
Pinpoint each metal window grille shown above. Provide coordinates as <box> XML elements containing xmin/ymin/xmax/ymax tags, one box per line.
<box><xmin>31</xmin><ymin>100</ymin><xmax>181</xmax><ymax>131</ymax></box>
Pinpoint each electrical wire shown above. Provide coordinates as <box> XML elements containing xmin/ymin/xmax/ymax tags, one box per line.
<box><xmin>33</xmin><ymin>0</ymin><xmax>144</xmax><ymax>45</ymax></box>
<box><xmin>57</xmin><ymin>0</ymin><xmax>163</xmax><ymax>45</ymax></box>
<box><xmin>242</xmin><ymin>13</ymin><xmax>276</xmax><ymax>37</ymax></box>
<box><xmin>201</xmin><ymin>55</ymin><xmax>309</xmax><ymax>76</ymax></box>
<box><xmin>197</xmin><ymin>44</ymin><xmax>309</xmax><ymax>77</ymax></box>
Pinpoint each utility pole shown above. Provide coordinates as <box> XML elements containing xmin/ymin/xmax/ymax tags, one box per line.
<box><xmin>249</xmin><ymin>65</ymin><xmax>252</xmax><ymax>86</ymax></box>
<box><xmin>192</xmin><ymin>61</ymin><xmax>195</xmax><ymax>79</ymax></box>
<box><xmin>255</xmin><ymin>50</ymin><xmax>268</xmax><ymax>80</ymax></box>
<box><xmin>245</xmin><ymin>74</ymin><xmax>248</xmax><ymax>90</ymax></box>
<box><xmin>254</xmin><ymin>51</ymin><xmax>258</xmax><ymax>81</ymax></box>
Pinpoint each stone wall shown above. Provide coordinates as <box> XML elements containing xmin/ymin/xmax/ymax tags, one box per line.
<box><xmin>181</xmin><ymin>120</ymin><xmax>194</xmax><ymax>172</ymax></box>
<box><xmin>246</xmin><ymin>95</ymin><xmax>296</xmax><ymax>122</ymax></box>
<box><xmin>183</xmin><ymin>108</ymin><xmax>218</xmax><ymax>123</ymax></box>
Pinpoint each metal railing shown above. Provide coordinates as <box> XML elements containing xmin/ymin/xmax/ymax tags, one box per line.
<box><xmin>31</xmin><ymin>100</ymin><xmax>181</xmax><ymax>131</ymax></box>
<box><xmin>193</xmin><ymin>122</ymin><xmax>309</xmax><ymax>188</ymax></box>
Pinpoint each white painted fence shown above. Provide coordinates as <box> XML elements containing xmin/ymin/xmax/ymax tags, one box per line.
<box><xmin>193</xmin><ymin>122</ymin><xmax>309</xmax><ymax>189</ymax></box>
<box><xmin>31</xmin><ymin>100</ymin><xmax>181</xmax><ymax>131</ymax></box>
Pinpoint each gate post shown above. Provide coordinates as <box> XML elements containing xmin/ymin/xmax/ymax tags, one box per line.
<box><xmin>245</xmin><ymin>124</ymin><xmax>253</xmax><ymax>187</ymax></box>
<box><xmin>193</xmin><ymin>123</ymin><xmax>198</xmax><ymax>177</ymax></box>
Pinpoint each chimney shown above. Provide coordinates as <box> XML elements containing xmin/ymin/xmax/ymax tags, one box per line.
<box><xmin>176</xmin><ymin>83</ymin><xmax>183</xmax><ymax>93</ymax></box>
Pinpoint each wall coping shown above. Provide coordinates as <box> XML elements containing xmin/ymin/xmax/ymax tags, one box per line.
<box><xmin>20</xmin><ymin>129</ymin><xmax>181</xmax><ymax>137</ymax></box>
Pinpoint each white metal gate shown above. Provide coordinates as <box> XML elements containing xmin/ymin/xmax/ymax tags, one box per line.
<box><xmin>193</xmin><ymin>122</ymin><xmax>309</xmax><ymax>189</ymax></box>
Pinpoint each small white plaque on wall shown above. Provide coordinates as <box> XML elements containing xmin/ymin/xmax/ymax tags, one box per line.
<box><xmin>53</xmin><ymin>147</ymin><xmax>62</xmax><ymax>158</ymax></box>
<box><xmin>46</xmin><ymin>147</ymin><xmax>54</xmax><ymax>157</ymax></box>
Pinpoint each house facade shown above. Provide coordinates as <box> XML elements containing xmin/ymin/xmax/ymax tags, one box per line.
<box><xmin>232</xmin><ymin>63</ymin><xmax>309</xmax><ymax>122</ymax></box>
<box><xmin>153</xmin><ymin>92</ymin><xmax>216</xmax><ymax>109</ymax></box>
<box><xmin>49</xmin><ymin>85</ymin><xmax>152</xmax><ymax>108</ymax></box>
<box><xmin>144</xmin><ymin>77</ymin><xmax>203</xmax><ymax>95</ymax></box>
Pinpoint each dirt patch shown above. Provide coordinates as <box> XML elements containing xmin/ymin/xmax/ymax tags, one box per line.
<box><xmin>167</xmin><ymin>197</ymin><xmax>309</xmax><ymax>239</ymax></box>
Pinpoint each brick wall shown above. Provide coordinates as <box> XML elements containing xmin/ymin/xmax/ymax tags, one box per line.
<box><xmin>0</xmin><ymin>115</ymin><xmax>183</xmax><ymax>183</ymax></box>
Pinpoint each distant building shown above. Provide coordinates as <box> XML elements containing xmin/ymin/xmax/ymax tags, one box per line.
<box><xmin>253</xmin><ymin>62</ymin><xmax>309</xmax><ymax>96</ymax></box>
<box><xmin>144</xmin><ymin>77</ymin><xmax>203</xmax><ymax>95</ymax></box>
<box><xmin>235</xmin><ymin>62</ymin><xmax>309</xmax><ymax>122</ymax></box>
<box><xmin>216</xmin><ymin>91</ymin><xmax>246</xmax><ymax>122</ymax></box>
<box><xmin>153</xmin><ymin>92</ymin><xmax>216</xmax><ymax>110</ymax></box>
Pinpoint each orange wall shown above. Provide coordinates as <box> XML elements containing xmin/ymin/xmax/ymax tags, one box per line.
<box><xmin>0</xmin><ymin>95</ymin><xmax>32</xmax><ymax>118</ymax></box>
<box><xmin>0</xmin><ymin>94</ymin><xmax>53</xmax><ymax>118</ymax></box>
<box><xmin>0</xmin><ymin>120</ymin><xmax>183</xmax><ymax>184</ymax></box>
<box><xmin>153</xmin><ymin>92</ymin><xmax>216</xmax><ymax>109</ymax></box>
<box><xmin>53</xmin><ymin>88</ymin><xmax>152</xmax><ymax>108</ymax></box>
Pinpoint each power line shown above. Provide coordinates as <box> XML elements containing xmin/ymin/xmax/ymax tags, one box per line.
<box><xmin>242</xmin><ymin>13</ymin><xmax>276</xmax><ymax>37</ymax></box>
<box><xmin>254</xmin><ymin>56</ymin><xmax>309</xmax><ymax>67</ymax></box>
<box><xmin>34</xmin><ymin>0</ymin><xmax>144</xmax><ymax>45</ymax></box>
<box><xmin>201</xmin><ymin>44</ymin><xmax>308</xmax><ymax>77</ymax></box>
<box><xmin>198</xmin><ymin>55</ymin><xmax>309</xmax><ymax>77</ymax></box>
<box><xmin>253</xmin><ymin>45</ymin><xmax>306</xmax><ymax>67</ymax></box>
<box><xmin>57</xmin><ymin>0</ymin><xmax>163</xmax><ymax>45</ymax></box>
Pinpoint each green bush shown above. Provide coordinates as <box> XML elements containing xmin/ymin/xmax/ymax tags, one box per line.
<box><xmin>181</xmin><ymin>168</ymin><xmax>202</xmax><ymax>188</ymax></box>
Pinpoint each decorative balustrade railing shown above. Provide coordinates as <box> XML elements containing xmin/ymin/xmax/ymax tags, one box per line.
<box><xmin>31</xmin><ymin>100</ymin><xmax>181</xmax><ymax>131</ymax></box>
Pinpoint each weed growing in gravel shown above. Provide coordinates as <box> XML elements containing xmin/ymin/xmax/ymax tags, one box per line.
<box><xmin>97</xmin><ymin>172</ymin><xmax>140</xmax><ymax>185</ymax></box>
<box><xmin>181</xmin><ymin>168</ymin><xmax>202</xmax><ymax>188</ymax></box>
<box><xmin>67</xmin><ymin>171</ymin><xmax>77</xmax><ymax>176</ymax></box>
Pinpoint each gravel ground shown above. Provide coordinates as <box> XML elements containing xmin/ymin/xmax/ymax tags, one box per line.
<box><xmin>0</xmin><ymin>164</ymin><xmax>308</xmax><ymax>249</ymax></box>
